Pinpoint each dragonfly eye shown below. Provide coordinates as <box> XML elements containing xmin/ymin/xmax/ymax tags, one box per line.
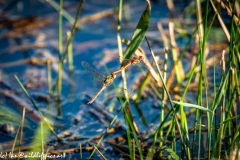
<box><xmin>112</xmin><ymin>74</ymin><xmax>116</xmax><ymax>79</ymax></box>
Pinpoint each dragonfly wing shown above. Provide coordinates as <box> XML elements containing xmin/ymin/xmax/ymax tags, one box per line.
<box><xmin>81</xmin><ymin>61</ymin><xmax>106</xmax><ymax>83</ymax></box>
<box><xmin>94</xmin><ymin>78</ymin><xmax>105</xmax><ymax>86</ymax></box>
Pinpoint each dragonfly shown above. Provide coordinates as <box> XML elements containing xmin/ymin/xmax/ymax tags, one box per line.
<box><xmin>81</xmin><ymin>61</ymin><xmax>116</xmax><ymax>104</ymax></box>
<box><xmin>111</xmin><ymin>56</ymin><xmax>144</xmax><ymax>75</ymax></box>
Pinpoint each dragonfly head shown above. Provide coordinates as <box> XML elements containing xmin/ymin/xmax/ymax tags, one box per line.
<box><xmin>112</xmin><ymin>74</ymin><xmax>116</xmax><ymax>79</ymax></box>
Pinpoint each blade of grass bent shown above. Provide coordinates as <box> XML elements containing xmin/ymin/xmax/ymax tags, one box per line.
<box><xmin>171</xmin><ymin>101</ymin><xmax>212</xmax><ymax>112</ymax></box>
<box><xmin>14</xmin><ymin>75</ymin><xmax>59</xmax><ymax>140</ymax></box>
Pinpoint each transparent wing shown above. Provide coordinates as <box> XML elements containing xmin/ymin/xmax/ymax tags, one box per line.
<box><xmin>81</xmin><ymin>61</ymin><xmax>106</xmax><ymax>83</ymax></box>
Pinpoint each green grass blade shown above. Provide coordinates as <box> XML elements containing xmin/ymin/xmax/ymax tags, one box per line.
<box><xmin>212</xmin><ymin>70</ymin><xmax>230</xmax><ymax>112</ymax></box>
<box><xmin>219</xmin><ymin>116</ymin><xmax>238</xmax><ymax>125</ymax></box>
<box><xmin>123</xmin><ymin>0</ymin><xmax>151</xmax><ymax>59</ymax></box>
<box><xmin>171</xmin><ymin>100</ymin><xmax>212</xmax><ymax>112</ymax></box>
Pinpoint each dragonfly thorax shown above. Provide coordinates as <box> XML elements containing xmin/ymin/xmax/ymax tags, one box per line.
<box><xmin>103</xmin><ymin>75</ymin><xmax>116</xmax><ymax>86</ymax></box>
<box><xmin>131</xmin><ymin>56</ymin><xmax>144</xmax><ymax>65</ymax></box>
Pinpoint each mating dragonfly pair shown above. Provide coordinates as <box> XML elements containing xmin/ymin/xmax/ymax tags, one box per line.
<box><xmin>81</xmin><ymin>56</ymin><xmax>144</xmax><ymax>104</ymax></box>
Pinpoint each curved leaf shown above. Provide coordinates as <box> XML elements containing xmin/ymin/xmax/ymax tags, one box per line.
<box><xmin>123</xmin><ymin>0</ymin><xmax>151</xmax><ymax>59</ymax></box>
<box><xmin>171</xmin><ymin>100</ymin><xmax>212</xmax><ymax>112</ymax></box>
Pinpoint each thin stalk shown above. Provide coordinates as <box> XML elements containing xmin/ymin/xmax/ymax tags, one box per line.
<box><xmin>181</xmin><ymin>102</ymin><xmax>190</xmax><ymax>159</ymax></box>
<box><xmin>198</xmin><ymin>114</ymin><xmax>202</xmax><ymax>159</ymax></box>
<box><xmin>208</xmin><ymin>58</ymin><xmax>216</xmax><ymax>158</ymax></box>
<box><xmin>145</xmin><ymin>37</ymin><xmax>191</xmax><ymax>159</ymax></box>
<box><xmin>19</xmin><ymin>108</ymin><xmax>25</xmax><ymax>155</ymax></box>
<box><xmin>41</xmin><ymin>121</ymin><xmax>44</xmax><ymax>152</ymax></box>
<box><xmin>12</xmin><ymin>108</ymin><xmax>25</xmax><ymax>155</ymax></box>
<box><xmin>124</xmin><ymin>109</ymin><xmax>143</xmax><ymax>159</ymax></box>
<box><xmin>80</xmin><ymin>144</ymin><xmax>82</xmax><ymax>160</ymax></box>
<box><xmin>218</xmin><ymin>51</ymin><xmax>226</xmax><ymax>158</ymax></box>
<box><xmin>133</xmin><ymin>139</ymin><xmax>135</xmax><ymax>160</ymax></box>
<box><xmin>117</xmin><ymin>0</ymin><xmax>129</xmax><ymax>102</ymax></box>
<box><xmin>172</xmin><ymin>120</ymin><xmax>176</xmax><ymax>154</ymax></box>
<box><xmin>93</xmin><ymin>146</ymin><xmax>107</xmax><ymax>160</ymax></box>
<box><xmin>125</xmin><ymin>111</ymin><xmax>133</xmax><ymax>160</ymax></box>
<box><xmin>192</xmin><ymin>98</ymin><xmax>200</xmax><ymax>159</ymax></box>
<box><xmin>67</xmin><ymin>31</ymin><xmax>74</xmax><ymax>71</ymax></box>
<box><xmin>58</xmin><ymin>0</ymin><xmax>63</xmax><ymax>56</ymax></box>
<box><xmin>182</xmin><ymin>54</ymin><xmax>199</xmax><ymax>100</ymax></box>
<box><xmin>56</xmin><ymin>63</ymin><xmax>62</xmax><ymax>100</ymax></box>
<box><xmin>56</xmin><ymin>0</ymin><xmax>63</xmax><ymax>100</ymax></box>
<box><xmin>160</xmin><ymin>50</ymin><xmax>168</xmax><ymax>155</ymax></box>
<box><xmin>47</xmin><ymin>60</ymin><xmax>52</xmax><ymax>95</ymax></box>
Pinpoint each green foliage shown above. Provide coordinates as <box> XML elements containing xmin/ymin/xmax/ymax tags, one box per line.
<box><xmin>123</xmin><ymin>1</ymin><xmax>151</xmax><ymax>60</ymax></box>
<box><xmin>162</xmin><ymin>146</ymin><xmax>179</xmax><ymax>160</ymax></box>
<box><xmin>171</xmin><ymin>100</ymin><xmax>212</xmax><ymax>112</ymax></box>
